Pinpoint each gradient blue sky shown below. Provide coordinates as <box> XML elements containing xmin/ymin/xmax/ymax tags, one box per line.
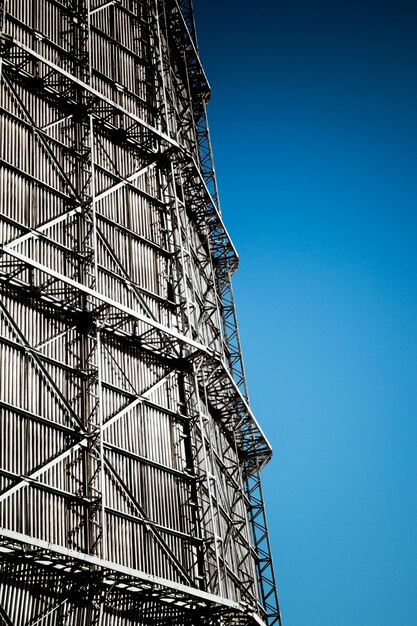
<box><xmin>193</xmin><ymin>1</ymin><xmax>417</xmax><ymax>625</ymax></box>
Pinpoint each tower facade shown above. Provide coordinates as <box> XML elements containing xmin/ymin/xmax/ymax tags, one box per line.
<box><xmin>0</xmin><ymin>1</ymin><xmax>281</xmax><ymax>624</ymax></box>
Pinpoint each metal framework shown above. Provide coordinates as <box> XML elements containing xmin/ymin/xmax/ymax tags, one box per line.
<box><xmin>0</xmin><ymin>1</ymin><xmax>282</xmax><ymax>624</ymax></box>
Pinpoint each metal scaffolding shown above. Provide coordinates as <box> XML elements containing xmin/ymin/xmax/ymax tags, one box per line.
<box><xmin>0</xmin><ymin>1</ymin><xmax>282</xmax><ymax>624</ymax></box>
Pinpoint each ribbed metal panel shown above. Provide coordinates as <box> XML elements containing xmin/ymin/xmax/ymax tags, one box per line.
<box><xmin>0</xmin><ymin>1</ymin><xmax>281</xmax><ymax>624</ymax></box>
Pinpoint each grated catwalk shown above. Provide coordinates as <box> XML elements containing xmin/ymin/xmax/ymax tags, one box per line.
<box><xmin>0</xmin><ymin>1</ymin><xmax>282</xmax><ymax>624</ymax></box>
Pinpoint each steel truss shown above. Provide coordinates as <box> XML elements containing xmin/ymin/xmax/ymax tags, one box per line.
<box><xmin>0</xmin><ymin>1</ymin><xmax>281</xmax><ymax>625</ymax></box>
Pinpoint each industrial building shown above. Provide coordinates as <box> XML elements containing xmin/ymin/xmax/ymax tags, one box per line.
<box><xmin>0</xmin><ymin>1</ymin><xmax>281</xmax><ymax>624</ymax></box>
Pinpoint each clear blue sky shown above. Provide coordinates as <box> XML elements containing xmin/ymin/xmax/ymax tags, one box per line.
<box><xmin>193</xmin><ymin>1</ymin><xmax>417</xmax><ymax>625</ymax></box>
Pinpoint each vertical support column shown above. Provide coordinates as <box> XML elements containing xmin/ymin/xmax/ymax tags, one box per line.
<box><xmin>218</xmin><ymin>264</ymin><xmax>249</xmax><ymax>398</ymax></box>
<box><xmin>177</xmin><ymin>369</ymin><xmax>207</xmax><ymax>589</ymax></box>
<box><xmin>195</xmin><ymin>103</ymin><xmax>221</xmax><ymax>211</ymax></box>
<box><xmin>244</xmin><ymin>467</ymin><xmax>283</xmax><ymax>626</ymax></box>
<box><xmin>153</xmin><ymin>0</ymin><xmax>171</xmax><ymax>136</ymax></box>
<box><xmin>185</xmin><ymin>361</ymin><xmax>225</xmax><ymax>597</ymax></box>
<box><xmin>62</xmin><ymin>3</ymin><xmax>105</xmax><ymax>623</ymax></box>
<box><xmin>61</xmin><ymin>0</ymin><xmax>105</xmax><ymax>568</ymax></box>
<box><xmin>197</xmin><ymin>361</ymin><xmax>260</xmax><ymax>607</ymax></box>
<box><xmin>0</xmin><ymin>0</ymin><xmax>5</xmax><ymax>31</ymax></box>
<box><xmin>161</xmin><ymin>152</ymin><xmax>211</xmax><ymax>592</ymax></box>
<box><xmin>167</xmin><ymin>160</ymin><xmax>197</xmax><ymax>341</ymax></box>
<box><xmin>0</xmin><ymin>0</ymin><xmax>7</xmax><ymax>79</ymax></box>
<box><xmin>178</xmin><ymin>0</ymin><xmax>198</xmax><ymax>46</ymax></box>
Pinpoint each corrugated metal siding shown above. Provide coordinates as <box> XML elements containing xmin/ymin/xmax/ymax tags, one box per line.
<box><xmin>0</xmin><ymin>0</ymin><xmax>264</xmax><ymax>623</ymax></box>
